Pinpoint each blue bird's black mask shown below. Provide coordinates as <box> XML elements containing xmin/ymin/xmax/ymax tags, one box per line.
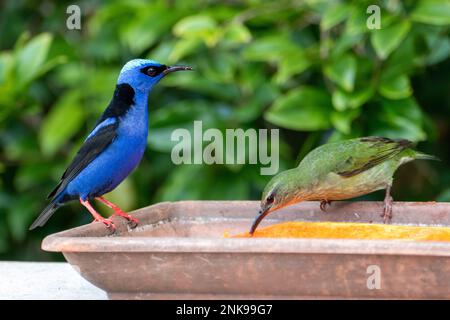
<box><xmin>117</xmin><ymin>59</ymin><xmax>192</xmax><ymax>93</ymax></box>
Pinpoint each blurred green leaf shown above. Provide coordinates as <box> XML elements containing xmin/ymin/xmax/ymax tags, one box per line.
<box><xmin>169</xmin><ymin>38</ymin><xmax>202</xmax><ymax>63</ymax></box>
<box><xmin>148</xmin><ymin>101</ymin><xmax>220</xmax><ymax>152</ymax></box>
<box><xmin>223</xmin><ymin>23</ymin><xmax>252</xmax><ymax>45</ymax></box>
<box><xmin>120</xmin><ymin>6</ymin><xmax>178</xmax><ymax>54</ymax></box>
<box><xmin>163</xmin><ymin>72</ymin><xmax>239</xmax><ymax>101</ymax></box>
<box><xmin>425</xmin><ymin>36</ymin><xmax>450</xmax><ymax>65</ymax></box>
<box><xmin>321</xmin><ymin>3</ymin><xmax>349</xmax><ymax>31</ymax></box>
<box><xmin>0</xmin><ymin>53</ymin><xmax>14</xmax><ymax>106</ymax></box>
<box><xmin>39</xmin><ymin>91</ymin><xmax>84</xmax><ymax>156</ymax></box>
<box><xmin>369</xmin><ymin>98</ymin><xmax>426</xmax><ymax>141</ymax></box>
<box><xmin>345</xmin><ymin>6</ymin><xmax>368</xmax><ymax>35</ymax></box>
<box><xmin>0</xmin><ymin>52</ymin><xmax>13</xmax><ymax>84</ymax></box>
<box><xmin>243</xmin><ymin>36</ymin><xmax>312</xmax><ymax>83</ymax></box>
<box><xmin>331</xmin><ymin>109</ymin><xmax>361</xmax><ymax>134</ymax></box>
<box><xmin>379</xmin><ymin>75</ymin><xmax>412</xmax><ymax>100</ymax></box>
<box><xmin>275</xmin><ymin>52</ymin><xmax>312</xmax><ymax>83</ymax></box>
<box><xmin>331</xmin><ymin>33</ymin><xmax>363</xmax><ymax>58</ymax></box>
<box><xmin>200</xmin><ymin>51</ymin><xmax>236</xmax><ymax>82</ymax></box>
<box><xmin>371</xmin><ymin>20</ymin><xmax>411</xmax><ymax>60</ymax></box>
<box><xmin>173</xmin><ymin>14</ymin><xmax>221</xmax><ymax>46</ymax></box>
<box><xmin>381</xmin><ymin>35</ymin><xmax>416</xmax><ymax>79</ymax></box>
<box><xmin>7</xmin><ymin>195</ymin><xmax>38</xmax><ymax>242</ymax></box>
<box><xmin>265</xmin><ymin>87</ymin><xmax>332</xmax><ymax>131</ymax></box>
<box><xmin>243</xmin><ymin>35</ymin><xmax>299</xmax><ymax>62</ymax></box>
<box><xmin>332</xmin><ymin>86</ymin><xmax>374</xmax><ymax>111</ymax></box>
<box><xmin>2</xmin><ymin>123</ymin><xmax>41</xmax><ymax>162</ymax></box>
<box><xmin>15</xmin><ymin>33</ymin><xmax>52</xmax><ymax>86</ymax></box>
<box><xmin>235</xmin><ymin>82</ymin><xmax>279</xmax><ymax>123</ymax></box>
<box><xmin>324</xmin><ymin>54</ymin><xmax>357</xmax><ymax>92</ymax></box>
<box><xmin>14</xmin><ymin>162</ymin><xmax>53</xmax><ymax>191</ymax></box>
<box><xmin>157</xmin><ymin>165</ymin><xmax>250</xmax><ymax>202</ymax></box>
<box><xmin>411</xmin><ymin>0</ymin><xmax>450</xmax><ymax>26</ymax></box>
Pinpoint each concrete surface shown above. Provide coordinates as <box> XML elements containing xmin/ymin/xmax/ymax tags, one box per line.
<box><xmin>0</xmin><ymin>261</ymin><xmax>107</xmax><ymax>300</ymax></box>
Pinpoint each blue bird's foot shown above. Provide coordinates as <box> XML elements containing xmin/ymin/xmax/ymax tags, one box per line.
<box><xmin>94</xmin><ymin>217</ymin><xmax>116</xmax><ymax>232</ymax></box>
<box><xmin>96</xmin><ymin>196</ymin><xmax>139</xmax><ymax>228</ymax></box>
<box><xmin>80</xmin><ymin>198</ymin><xmax>117</xmax><ymax>232</ymax></box>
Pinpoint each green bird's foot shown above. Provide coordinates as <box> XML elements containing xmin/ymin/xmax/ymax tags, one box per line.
<box><xmin>320</xmin><ymin>200</ymin><xmax>332</xmax><ymax>212</ymax></box>
<box><xmin>381</xmin><ymin>185</ymin><xmax>393</xmax><ymax>223</ymax></box>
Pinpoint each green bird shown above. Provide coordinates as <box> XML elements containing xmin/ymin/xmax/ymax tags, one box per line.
<box><xmin>250</xmin><ymin>136</ymin><xmax>438</xmax><ymax>234</ymax></box>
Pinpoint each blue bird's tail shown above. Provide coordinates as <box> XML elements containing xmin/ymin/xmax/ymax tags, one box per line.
<box><xmin>29</xmin><ymin>201</ymin><xmax>61</xmax><ymax>230</ymax></box>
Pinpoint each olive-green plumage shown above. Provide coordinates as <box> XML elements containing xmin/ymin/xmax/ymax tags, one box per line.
<box><xmin>250</xmin><ymin>136</ymin><xmax>438</xmax><ymax>234</ymax></box>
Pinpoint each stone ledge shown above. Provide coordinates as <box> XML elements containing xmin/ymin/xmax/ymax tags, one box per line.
<box><xmin>0</xmin><ymin>261</ymin><xmax>107</xmax><ymax>300</ymax></box>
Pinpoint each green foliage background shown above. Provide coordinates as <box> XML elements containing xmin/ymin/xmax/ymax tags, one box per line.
<box><xmin>0</xmin><ymin>0</ymin><xmax>449</xmax><ymax>260</ymax></box>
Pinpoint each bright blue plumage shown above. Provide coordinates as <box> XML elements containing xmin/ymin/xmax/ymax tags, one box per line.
<box><xmin>67</xmin><ymin>87</ymin><xmax>149</xmax><ymax>200</ymax></box>
<box><xmin>30</xmin><ymin>59</ymin><xmax>192</xmax><ymax>230</ymax></box>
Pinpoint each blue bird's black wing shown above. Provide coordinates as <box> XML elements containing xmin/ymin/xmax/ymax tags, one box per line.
<box><xmin>47</xmin><ymin>121</ymin><xmax>119</xmax><ymax>200</ymax></box>
<box><xmin>47</xmin><ymin>83</ymin><xmax>135</xmax><ymax>201</ymax></box>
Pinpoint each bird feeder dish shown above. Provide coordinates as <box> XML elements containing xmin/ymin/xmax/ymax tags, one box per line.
<box><xmin>42</xmin><ymin>200</ymin><xmax>450</xmax><ymax>299</ymax></box>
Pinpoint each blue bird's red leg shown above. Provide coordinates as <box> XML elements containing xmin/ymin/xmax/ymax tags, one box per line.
<box><xmin>79</xmin><ymin>198</ymin><xmax>116</xmax><ymax>231</ymax></box>
<box><xmin>95</xmin><ymin>196</ymin><xmax>140</xmax><ymax>226</ymax></box>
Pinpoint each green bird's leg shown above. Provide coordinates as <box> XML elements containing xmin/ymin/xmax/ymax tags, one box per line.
<box><xmin>382</xmin><ymin>185</ymin><xmax>393</xmax><ymax>223</ymax></box>
<box><xmin>320</xmin><ymin>200</ymin><xmax>332</xmax><ymax>212</ymax></box>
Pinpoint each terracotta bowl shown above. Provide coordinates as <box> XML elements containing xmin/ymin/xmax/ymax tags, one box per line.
<box><xmin>42</xmin><ymin>201</ymin><xmax>450</xmax><ymax>299</ymax></box>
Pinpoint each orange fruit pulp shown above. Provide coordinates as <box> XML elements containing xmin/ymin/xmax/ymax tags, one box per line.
<box><xmin>226</xmin><ymin>221</ymin><xmax>450</xmax><ymax>242</ymax></box>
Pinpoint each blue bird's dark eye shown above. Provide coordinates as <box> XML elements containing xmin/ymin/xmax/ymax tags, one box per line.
<box><xmin>146</xmin><ymin>67</ymin><xmax>157</xmax><ymax>77</ymax></box>
<box><xmin>140</xmin><ymin>65</ymin><xmax>167</xmax><ymax>77</ymax></box>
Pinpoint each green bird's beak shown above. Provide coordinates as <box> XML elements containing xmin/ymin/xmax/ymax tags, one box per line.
<box><xmin>249</xmin><ymin>207</ymin><xmax>271</xmax><ymax>236</ymax></box>
<box><xmin>163</xmin><ymin>65</ymin><xmax>193</xmax><ymax>75</ymax></box>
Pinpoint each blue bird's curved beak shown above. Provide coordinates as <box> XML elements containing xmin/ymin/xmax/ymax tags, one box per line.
<box><xmin>163</xmin><ymin>65</ymin><xmax>193</xmax><ymax>75</ymax></box>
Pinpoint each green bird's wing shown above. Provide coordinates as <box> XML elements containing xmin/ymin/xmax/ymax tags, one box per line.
<box><xmin>333</xmin><ymin>137</ymin><xmax>413</xmax><ymax>178</ymax></box>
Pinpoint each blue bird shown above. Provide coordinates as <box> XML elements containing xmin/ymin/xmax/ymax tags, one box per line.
<box><xmin>30</xmin><ymin>59</ymin><xmax>192</xmax><ymax>231</ymax></box>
